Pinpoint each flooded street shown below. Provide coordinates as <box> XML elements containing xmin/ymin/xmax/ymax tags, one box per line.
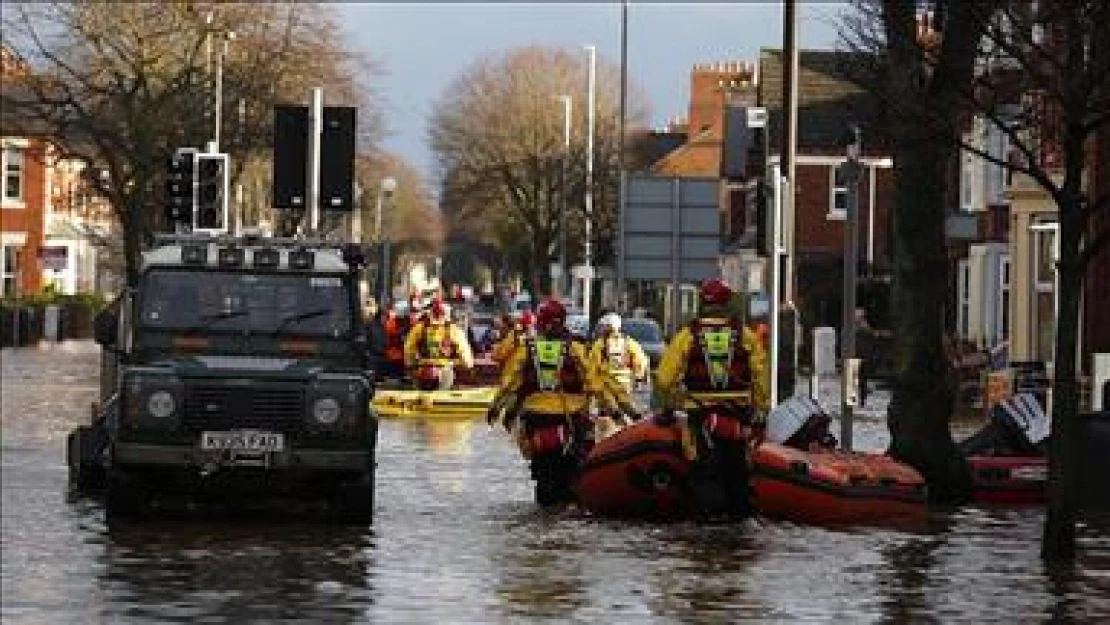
<box><xmin>3</xmin><ymin>342</ymin><xmax>1110</xmax><ymax>623</ymax></box>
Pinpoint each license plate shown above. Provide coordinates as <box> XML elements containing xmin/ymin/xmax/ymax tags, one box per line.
<box><xmin>201</xmin><ymin>430</ymin><xmax>285</xmax><ymax>452</ymax></box>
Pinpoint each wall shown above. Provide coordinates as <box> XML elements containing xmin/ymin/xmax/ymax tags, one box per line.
<box><xmin>0</xmin><ymin>138</ymin><xmax>47</xmax><ymax>295</ymax></box>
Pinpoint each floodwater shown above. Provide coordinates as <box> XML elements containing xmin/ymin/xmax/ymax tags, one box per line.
<box><xmin>2</xmin><ymin>342</ymin><xmax>1109</xmax><ymax>623</ymax></box>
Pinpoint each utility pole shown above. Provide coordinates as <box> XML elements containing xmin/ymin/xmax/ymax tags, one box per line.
<box><xmin>584</xmin><ymin>44</ymin><xmax>597</xmax><ymax>319</ymax></box>
<box><xmin>307</xmin><ymin>88</ymin><xmax>323</xmax><ymax>233</ymax></box>
<box><xmin>558</xmin><ymin>95</ymin><xmax>573</xmax><ymax>299</ymax></box>
<box><xmin>774</xmin><ymin>0</ymin><xmax>800</xmax><ymax>404</ymax></box>
<box><xmin>617</xmin><ymin>1</ymin><xmax>629</xmax><ymax>312</ymax></box>
<box><xmin>841</xmin><ymin>125</ymin><xmax>863</xmax><ymax>452</ymax></box>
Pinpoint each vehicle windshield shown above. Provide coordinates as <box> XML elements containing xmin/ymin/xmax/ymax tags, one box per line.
<box><xmin>139</xmin><ymin>269</ymin><xmax>353</xmax><ymax>337</ymax></box>
<box><xmin>624</xmin><ymin>320</ymin><xmax>662</xmax><ymax>343</ymax></box>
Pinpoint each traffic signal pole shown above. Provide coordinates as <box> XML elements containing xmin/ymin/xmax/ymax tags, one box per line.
<box><xmin>307</xmin><ymin>88</ymin><xmax>324</xmax><ymax>234</ymax></box>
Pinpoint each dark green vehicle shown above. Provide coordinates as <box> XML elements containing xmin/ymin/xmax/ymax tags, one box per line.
<box><xmin>68</xmin><ymin>234</ymin><xmax>378</xmax><ymax>522</ymax></box>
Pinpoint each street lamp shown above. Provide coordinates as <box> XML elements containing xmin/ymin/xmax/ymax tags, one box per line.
<box><xmin>583</xmin><ymin>44</ymin><xmax>597</xmax><ymax>318</ymax></box>
<box><xmin>557</xmin><ymin>94</ymin><xmax>573</xmax><ymax>298</ymax></box>
<box><xmin>203</xmin><ymin>10</ymin><xmax>234</xmax><ymax>153</ymax></box>
<box><xmin>376</xmin><ymin>176</ymin><xmax>398</xmax><ymax>307</ymax></box>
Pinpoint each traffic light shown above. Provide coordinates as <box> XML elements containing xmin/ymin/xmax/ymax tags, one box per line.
<box><xmin>165</xmin><ymin>149</ymin><xmax>197</xmax><ymax>228</ymax></box>
<box><xmin>195</xmin><ymin>153</ymin><xmax>229</xmax><ymax>231</ymax></box>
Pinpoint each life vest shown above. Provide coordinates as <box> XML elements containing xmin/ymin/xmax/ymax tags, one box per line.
<box><xmin>418</xmin><ymin>321</ymin><xmax>458</xmax><ymax>360</ymax></box>
<box><xmin>602</xmin><ymin>336</ymin><xmax>634</xmax><ymax>372</ymax></box>
<box><xmin>683</xmin><ymin>318</ymin><xmax>752</xmax><ymax>392</ymax></box>
<box><xmin>519</xmin><ymin>337</ymin><xmax>585</xmax><ymax>395</ymax></box>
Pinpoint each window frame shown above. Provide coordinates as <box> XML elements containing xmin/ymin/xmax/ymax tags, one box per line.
<box><xmin>828</xmin><ymin>162</ymin><xmax>848</xmax><ymax>220</ymax></box>
<box><xmin>1</xmin><ymin>143</ymin><xmax>26</xmax><ymax>207</ymax></box>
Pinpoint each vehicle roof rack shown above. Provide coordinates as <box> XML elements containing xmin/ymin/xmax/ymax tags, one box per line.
<box><xmin>151</xmin><ymin>232</ymin><xmax>356</xmax><ymax>250</ymax></box>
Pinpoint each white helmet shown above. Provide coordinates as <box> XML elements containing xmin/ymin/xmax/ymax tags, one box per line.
<box><xmin>599</xmin><ymin>313</ymin><xmax>621</xmax><ymax>333</ymax></box>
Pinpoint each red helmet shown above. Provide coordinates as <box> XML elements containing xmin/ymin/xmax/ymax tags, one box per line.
<box><xmin>536</xmin><ymin>299</ymin><xmax>567</xmax><ymax>334</ymax></box>
<box><xmin>519</xmin><ymin>310</ymin><xmax>536</xmax><ymax>328</ymax></box>
<box><xmin>699</xmin><ymin>278</ymin><xmax>733</xmax><ymax>306</ymax></box>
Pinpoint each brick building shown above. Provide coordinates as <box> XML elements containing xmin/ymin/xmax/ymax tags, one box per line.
<box><xmin>756</xmin><ymin>48</ymin><xmax>895</xmax><ymax>330</ymax></box>
<box><xmin>1</xmin><ymin>46</ymin><xmax>111</xmax><ymax>298</ymax></box>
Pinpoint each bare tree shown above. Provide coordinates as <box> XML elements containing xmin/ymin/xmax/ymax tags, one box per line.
<box><xmin>429</xmin><ymin>46</ymin><xmax>649</xmax><ymax>297</ymax></box>
<box><xmin>355</xmin><ymin>151</ymin><xmax>444</xmax><ymax>255</ymax></box>
<box><xmin>839</xmin><ymin>0</ymin><xmax>988</xmax><ymax>503</ymax></box>
<box><xmin>843</xmin><ymin>0</ymin><xmax>1110</xmax><ymax>558</ymax></box>
<box><xmin>1</xmin><ymin>1</ymin><xmax>382</xmax><ymax>285</ymax></box>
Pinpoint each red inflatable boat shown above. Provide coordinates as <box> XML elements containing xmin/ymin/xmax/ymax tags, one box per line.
<box><xmin>959</xmin><ymin>393</ymin><xmax>1050</xmax><ymax>505</ymax></box>
<box><xmin>967</xmin><ymin>456</ymin><xmax>1047</xmax><ymax>504</ymax></box>
<box><xmin>572</xmin><ymin>418</ymin><xmax>696</xmax><ymax>518</ymax></box>
<box><xmin>751</xmin><ymin>442</ymin><xmax>928</xmax><ymax>526</ymax></box>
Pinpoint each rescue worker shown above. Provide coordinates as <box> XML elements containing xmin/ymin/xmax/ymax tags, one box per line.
<box><xmin>404</xmin><ymin>297</ymin><xmax>474</xmax><ymax>391</ymax></box>
<box><xmin>589</xmin><ymin>312</ymin><xmax>650</xmax><ymax>396</ymax></box>
<box><xmin>491</xmin><ymin>310</ymin><xmax>536</xmax><ymax>366</ymax></box>
<box><xmin>488</xmin><ymin>298</ymin><xmax>642</xmax><ymax>504</ymax></box>
<box><xmin>379</xmin><ymin>304</ymin><xmax>408</xmax><ymax>382</ymax></box>
<box><xmin>655</xmin><ymin>278</ymin><xmax>770</xmax><ymax>514</ymax></box>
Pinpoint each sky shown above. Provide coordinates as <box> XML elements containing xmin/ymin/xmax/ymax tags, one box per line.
<box><xmin>336</xmin><ymin>2</ymin><xmax>845</xmax><ymax>187</ymax></box>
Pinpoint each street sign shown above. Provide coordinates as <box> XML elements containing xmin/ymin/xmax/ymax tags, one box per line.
<box><xmin>621</xmin><ymin>174</ymin><xmax>720</xmax><ymax>282</ymax></box>
<box><xmin>620</xmin><ymin>174</ymin><xmax>721</xmax><ymax>333</ymax></box>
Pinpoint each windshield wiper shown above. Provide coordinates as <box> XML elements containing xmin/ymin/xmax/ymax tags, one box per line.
<box><xmin>271</xmin><ymin>308</ymin><xmax>334</xmax><ymax>335</ymax></box>
<box><xmin>182</xmin><ymin>309</ymin><xmax>250</xmax><ymax>334</ymax></box>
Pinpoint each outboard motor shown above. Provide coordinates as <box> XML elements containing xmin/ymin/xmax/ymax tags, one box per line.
<box><xmin>960</xmin><ymin>393</ymin><xmax>1050</xmax><ymax>456</ymax></box>
<box><xmin>767</xmin><ymin>396</ymin><xmax>837</xmax><ymax>450</ymax></box>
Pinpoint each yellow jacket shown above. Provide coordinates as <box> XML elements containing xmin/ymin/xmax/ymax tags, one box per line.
<box><xmin>589</xmin><ymin>334</ymin><xmax>649</xmax><ymax>391</ymax></box>
<box><xmin>404</xmin><ymin>320</ymin><xmax>475</xmax><ymax>369</ymax></box>
<box><xmin>491</xmin><ymin>337</ymin><xmax>639</xmax><ymax>419</ymax></box>
<box><xmin>491</xmin><ymin>328</ymin><xmax>524</xmax><ymax>365</ymax></box>
<box><xmin>655</xmin><ymin>318</ymin><xmax>769</xmax><ymax>413</ymax></box>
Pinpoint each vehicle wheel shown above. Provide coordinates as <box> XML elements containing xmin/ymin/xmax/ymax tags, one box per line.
<box><xmin>332</xmin><ymin>473</ymin><xmax>375</xmax><ymax>524</ymax></box>
<box><xmin>105</xmin><ymin>468</ymin><xmax>148</xmax><ymax>521</ymax></box>
<box><xmin>67</xmin><ymin>426</ymin><xmax>107</xmax><ymax>492</ymax></box>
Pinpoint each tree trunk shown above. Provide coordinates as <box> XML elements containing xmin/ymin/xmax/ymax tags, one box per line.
<box><xmin>886</xmin><ymin>136</ymin><xmax>972</xmax><ymax>503</ymax></box>
<box><xmin>122</xmin><ymin>202</ymin><xmax>144</xmax><ymax>287</ymax></box>
<box><xmin>1042</xmin><ymin>197</ymin><xmax>1084</xmax><ymax>561</ymax></box>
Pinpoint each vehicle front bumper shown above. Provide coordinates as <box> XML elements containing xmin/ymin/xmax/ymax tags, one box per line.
<box><xmin>112</xmin><ymin>442</ymin><xmax>373</xmax><ymax>472</ymax></box>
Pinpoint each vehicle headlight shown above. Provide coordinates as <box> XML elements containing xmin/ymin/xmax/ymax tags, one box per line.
<box><xmin>312</xmin><ymin>397</ymin><xmax>341</xmax><ymax>425</ymax></box>
<box><xmin>146</xmin><ymin>390</ymin><xmax>176</xmax><ymax>419</ymax></box>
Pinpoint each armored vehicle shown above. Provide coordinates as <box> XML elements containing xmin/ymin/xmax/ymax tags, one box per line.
<box><xmin>68</xmin><ymin>233</ymin><xmax>377</xmax><ymax>522</ymax></box>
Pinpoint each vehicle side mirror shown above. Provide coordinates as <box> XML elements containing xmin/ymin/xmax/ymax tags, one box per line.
<box><xmin>93</xmin><ymin>310</ymin><xmax>118</xmax><ymax>348</ymax></box>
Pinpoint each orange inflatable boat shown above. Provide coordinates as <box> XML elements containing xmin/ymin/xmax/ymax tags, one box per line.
<box><xmin>751</xmin><ymin>442</ymin><xmax>927</xmax><ymax>526</ymax></box>
<box><xmin>572</xmin><ymin>419</ymin><xmax>696</xmax><ymax>518</ymax></box>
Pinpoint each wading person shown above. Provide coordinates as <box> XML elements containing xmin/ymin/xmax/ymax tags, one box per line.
<box><xmin>589</xmin><ymin>312</ymin><xmax>649</xmax><ymax>397</ymax></box>
<box><xmin>404</xmin><ymin>297</ymin><xmax>474</xmax><ymax>391</ymax></box>
<box><xmin>488</xmin><ymin>298</ymin><xmax>640</xmax><ymax>505</ymax></box>
<box><xmin>655</xmin><ymin>278</ymin><xmax>770</xmax><ymax>515</ymax></box>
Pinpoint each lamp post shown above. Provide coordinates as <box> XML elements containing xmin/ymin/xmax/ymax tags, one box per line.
<box><xmin>376</xmin><ymin>176</ymin><xmax>397</xmax><ymax>307</ymax></box>
<box><xmin>558</xmin><ymin>94</ymin><xmax>573</xmax><ymax>298</ymax></box>
<box><xmin>583</xmin><ymin>44</ymin><xmax>597</xmax><ymax>318</ymax></box>
<box><xmin>213</xmin><ymin>30</ymin><xmax>234</xmax><ymax>151</ymax></box>
<box><xmin>840</xmin><ymin>124</ymin><xmax>863</xmax><ymax>451</ymax></box>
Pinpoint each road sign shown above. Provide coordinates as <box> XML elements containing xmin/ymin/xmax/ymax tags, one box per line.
<box><xmin>621</xmin><ymin>174</ymin><xmax>720</xmax><ymax>282</ymax></box>
<box><xmin>620</xmin><ymin>174</ymin><xmax>721</xmax><ymax>333</ymax></box>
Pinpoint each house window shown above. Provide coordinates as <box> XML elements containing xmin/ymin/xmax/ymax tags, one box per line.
<box><xmin>957</xmin><ymin>259</ymin><xmax>970</xmax><ymax>339</ymax></box>
<box><xmin>960</xmin><ymin>149</ymin><xmax>976</xmax><ymax>211</ymax></box>
<box><xmin>1</xmin><ymin>245</ymin><xmax>21</xmax><ymax>296</ymax></box>
<box><xmin>1033</xmin><ymin>225</ymin><xmax>1056</xmax><ymax>364</ymax></box>
<box><xmin>829</xmin><ymin>163</ymin><xmax>848</xmax><ymax>219</ymax></box>
<box><xmin>2</xmin><ymin>146</ymin><xmax>24</xmax><ymax>203</ymax></box>
<box><xmin>999</xmin><ymin>254</ymin><xmax>1011</xmax><ymax>344</ymax></box>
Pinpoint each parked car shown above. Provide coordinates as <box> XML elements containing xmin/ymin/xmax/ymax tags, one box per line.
<box><xmin>621</xmin><ymin>318</ymin><xmax>665</xmax><ymax>368</ymax></box>
<box><xmin>567</xmin><ymin>313</ymin><xmax>590</xmax><ymax>341</ymax></box>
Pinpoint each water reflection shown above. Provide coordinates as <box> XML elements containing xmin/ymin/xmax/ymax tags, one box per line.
<box><xmin>99</xmin><ymin>522</ymin><xmax>375</xmax><ymax>623</ymax></box>
<box><xmin>3</xmin><ymin>343</ymin><xmax>1110</xmax><ymax>623</ymax></box>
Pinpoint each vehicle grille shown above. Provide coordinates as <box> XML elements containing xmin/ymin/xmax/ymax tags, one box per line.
<box><xmin>183</xmin><ymin>381</ymin><xmax>305</xmax><ymax>433</ymax></box>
